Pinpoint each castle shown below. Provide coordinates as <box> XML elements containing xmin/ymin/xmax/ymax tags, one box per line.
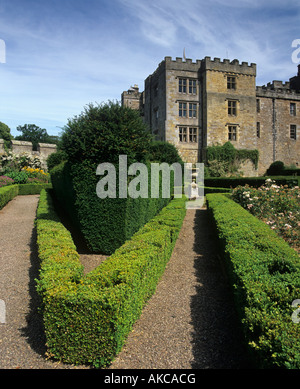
<box><xmin>122</xmin><ymin>56</ymin><xmax>300</xmax><ymax>176</ymax></box>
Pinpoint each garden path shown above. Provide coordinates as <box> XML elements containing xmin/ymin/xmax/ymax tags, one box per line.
<box><xmin>0</xmin><ymin>195</ymin><xmax>251</xmax><ymax>369</ymax></box>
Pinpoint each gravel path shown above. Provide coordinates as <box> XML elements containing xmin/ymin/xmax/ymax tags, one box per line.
<box><xmin>0</xmin><ymin>195</ymin><xmax>251</xmax><ymax>369</ymax></box>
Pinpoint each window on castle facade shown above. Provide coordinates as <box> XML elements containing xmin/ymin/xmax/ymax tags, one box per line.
<box><xmin>189</xmin><ymin>80</ymin><xmax>197</xmax><ymax>94</ymax></box>
<box><xmin>179</xmin><ymin>78</ymin><xmax>187</xmax><ymax>93</ymax></box>
<box><xmin>179</xmin><ymin>127</ymin><xmax>198</xmax><ymax>143</ymax></box>
<box><xmin>290</xmin><ymin>125</ymin><xmax>297</xmax><ymax>140</ymax></box>
<box><xmin>290</xmin><ymin>103</ymin><xmax>296</xmax><ymax>116</ymax></box>
<box><xmin>228</xmin><ymin>125</ymin><xmax>237</xmax><ymax>141</ymax></box>
<box><xmin>257</xmin><ymin>99</ymin><xmax>261</xmax><ymax>113</ymax></box>
<box><xmin>179</xmin><ymin>127</ymin><xmax>187</xmax><ymax>142</ymax></box>
<box><xmin>228</xmin><ymin>100</ymin><xmax>237</xmax><ymax>116</ymax></box>
<box><xmin>189</xmin><ymin>128</ymin><xmax>197</xmax><ymax>143</ymax></box>
<box><xmin>257</xmin><ymin>122</ymin><xmax>261</xmax><ymax>138</ymax></box>
<box><xmin>227</xmin><ymin>76</ymin><xmax>236</xmax><ymax>90</ymax></box>
<box><xmin>189</xmin><ymin>103</ymin><xmax>197</xmax><ymax>118</ymax></box>
<box><xmin>179</xmin><ymin>102</ymin><xmax>187</xmax><ymax>117</ymax></box>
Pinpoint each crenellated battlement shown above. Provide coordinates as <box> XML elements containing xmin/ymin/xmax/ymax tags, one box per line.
<box><xmin>148</xmin><ymin>55</ymin><xmax>257</xmax><ymax>78</ymax></box>
<box><xmin>202</xmin><ymin>56</ymin><xmax>256</xmax><ymax>76</ymax></box>
<box><xmin>256</xmin><ymin>80</ymin><xmax>300</xmax><ymax>100</ymax></box>
<box><xmin>203</xmin><ymin>56</ymin><xmax>256</xmax><ymax>68</ymax></box>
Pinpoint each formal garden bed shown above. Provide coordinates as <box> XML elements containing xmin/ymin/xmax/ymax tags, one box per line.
<box><xmin>35</xmin><ymin>188</ymin><xmax>187</xmax><ymax>367</ymax></box>
<box><xmin>206</xmin><ymin>188</ymin><xmax>300</xmax><ymax>369</ymax></box>
<box><xmin>1</xmin><ymin>101</ymin><xmax>299</xmax><ymax>369</ymax></box>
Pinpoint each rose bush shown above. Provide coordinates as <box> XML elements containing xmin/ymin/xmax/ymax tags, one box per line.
<box><xmin>232</xmin><ymin>179</ymin><xmax>300</xmax><ymax>253</ymax></box>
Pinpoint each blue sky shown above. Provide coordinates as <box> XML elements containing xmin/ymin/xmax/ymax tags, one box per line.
<box><xmin>0</xmin><ymin>0</ymin><xmax>299</xmax><ymax>137</ymax></box>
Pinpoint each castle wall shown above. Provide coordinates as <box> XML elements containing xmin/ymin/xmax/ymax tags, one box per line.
<box><xmin>144</xmin><ymin>60</ymin><xmax>167</xmax><ymax>142</ymax></box>
<box><xmin>129</xmin><ymin>57</ymin><xmax>300</xmax><ymax>176</ymax></box>
<box><xmin>202</xmin><ymin>57</ymin><xmax>257</xmax><ymax>151</ymax></box>
<box><xmin>257</xmin><ymin>84</ymin><xmax>300</xmax><ymax>174</ymax></box>
<box><xmin>164</xmin><ymin>57</ymin><xmax>201</xmax><ymax>164</ymax></box>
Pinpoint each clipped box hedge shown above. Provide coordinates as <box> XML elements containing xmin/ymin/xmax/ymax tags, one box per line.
<box><xmin>0</xmin><ymin>183</ymin><xmax>53</xmax><ymax>211</ymax></box>
<box><xmin>36</xmin><ymin>189</ymin><xmax>187</xmax><ymax>367</ymax></box>
<box><xmin>204</xmin><ymin>176</ymin><xmax>298</xmax><ymax>189</ymax></box>
<box><xmin>18</xmin><ymin>183</ymin><xmax>52</xmax><ymax>195</ymax></box>
<box><xmin>206</xmin><ymin>193</ymin><xmax>300</xmax><ymax>369</ymax></box>
<box><xmin>50</xmin><ymin>161</ymin><xmax>174</xmax><ymax>255</ymax></box>
<box><xmin>0</xmin><ymin>184</ymin><xmax>19</xmax><ymax>210</ymax></box>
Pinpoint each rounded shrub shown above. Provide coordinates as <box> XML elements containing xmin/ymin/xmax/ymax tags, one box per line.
<box><xmin>60</xmin><ymin>101</ymin><xmax>153</xmax><ymax>165</ymax></box>
<box><xmin>266</xmin><ymin>161</ymin><xmax>285</xmax><ymax>176</ymax></box>
<box><xmin>148</xmin><ymin>140</ymin><xmax>184</xmax><ymax>165</ymax></box>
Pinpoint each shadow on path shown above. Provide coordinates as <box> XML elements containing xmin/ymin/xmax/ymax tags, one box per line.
<box><xmin>20</xmin><ymin>227</ymin><xmax>48</xmax><ymax>358</ymax></box>
<box><xmin>190</xmin><ymin>209</ymin><xmax>252</xmax><ymax>369</ymax></box>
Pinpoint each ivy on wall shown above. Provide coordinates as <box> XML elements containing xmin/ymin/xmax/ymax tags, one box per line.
<box><xmin>205</xmin><ymin>142</ymin><xmax>259</xmax><ymax>177</ymax></box>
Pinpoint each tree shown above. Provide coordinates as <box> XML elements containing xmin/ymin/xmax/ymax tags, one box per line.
<box><xmin>15</xmin><ymin>124</ymin><xmax>51</xmax><ymax>150</ymax></box>
<box><xmin>0</xmin><ymin>121</ymin><xmax>13</xmax><ymax>149</ymax></box>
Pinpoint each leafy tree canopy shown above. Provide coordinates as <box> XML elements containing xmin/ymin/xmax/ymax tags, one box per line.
<box><xmin>0</xmin><ymin>121</ymin><xmax>13</xmax><ymax>148</ymax></box>
<box><xmin>15</xmin><ymin>124</ymin><xmax>54</xmax><ymax>150</ymax></box>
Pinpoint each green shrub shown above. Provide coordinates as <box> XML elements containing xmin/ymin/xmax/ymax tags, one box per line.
<box><xmin>18</xmin><ymin>183</ymin><xmax>52</xmax><ymax>195</ymax></box>
<box><xmin>204</xmin><ymin>176</ymin><xmax>298</xmax><ymax>189</ymax></box>
<box><xmin>52</xmin><ymin>102</ymin><xmax>177</xmax><ymax>255</ymax></box>
<box><xmin>51</xmin><ymin>157</ymin><xmax>174</xmax><ymax>254</ymax></box>
<box><xmin>0</xmin><ymin>184</ymin><xmax>19</xmax><ymax>210</ymax></box>
<box><xmin>204</xmin><ymin>186</ymin><xmax>232</xmax><ymax>194</ymax></box>
<box><xmin>46</xmin><ymin>150</ymin><xmax>67</xmax><ymax>172</ymax></box>
<box><xmin>266</xmin><ymin>161</ymin><xmax>285</xmax><ymax>176</ymax></box>
<box><xmin>205</xmin><ymin>142</ymin><xmax>259</xmax><ymax>177</ymax></box>
<box><xmin>206</xmin><ymin>193</ymin><xmax>300</xmax><ymax>369</ymax></box>
<box><xmin>148</xmin><ymin>140</ymin><xmax>184</xmax><ymax>165</ymax></box>
<box><xmin>6</xmin><ymin>170</ymin><xmax>29</xmax><ymax>184</ymax></box>
<box><xmin>36</xmin><ymin>189</ymin><xmax>187</xmax><ymax>367</ymax></box>
<box><xmin>266</xmin><ymin>161</ymin><xmax>300</xmax><ymax>177</ymax></box>
<box><xmin>60</xmin><ymin>101</ymin><xmax>153</xmax><ymax>165</ymax></box>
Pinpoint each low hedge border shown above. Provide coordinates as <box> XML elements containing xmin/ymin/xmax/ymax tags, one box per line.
<box><xmin>0</xmin><ymin>184</ymin><xmax>19</xmax><ymax>210</ymax></box>
<box><xmin>0</xmin><ymin>183</ymin><xmax>53</xmax><ymax>211</ymax></box>
<box><xmin>18</xmin><ymin>183</ymin><xmax>52</xmax><ymax>195</ymax></box>
<box><xmin>35</xmin><ymin>189</ymin><xmax>187</xmax><ymax>367</ymax></box>
<box><xmin>206</xmin><ymin>193</ymin><xmax>300</xmax><ymax>369</ymax></box>
<box><xmin>205</xmin><ymin>176</ymin><xmax>298</xmax><ymax>188</ymax></box>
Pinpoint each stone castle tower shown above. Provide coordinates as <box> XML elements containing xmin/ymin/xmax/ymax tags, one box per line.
<box><xmin>122</xmin><ymin>57</ymin><xmax>300</xmax><ymax>176</ymax></box>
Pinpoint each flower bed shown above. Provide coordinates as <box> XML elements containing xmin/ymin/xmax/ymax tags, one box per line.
<box><xmin>231</xmin><ymin>179</ymin><xmax>300</xmax><ymax>253</ymax></box>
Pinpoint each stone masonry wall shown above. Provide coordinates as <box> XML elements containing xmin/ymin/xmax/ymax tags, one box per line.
<box><xmin>202</xmin><ymin>57</ymin><xmax>257</xmax><ymax>151</ymax></box>
<box><xmin>164</xmin><ymin>57</ymin><xmax>201</xmax><ymax>164</ymax></box>
<box><xmin>257</xmin><ymin>84</ymin><xmax>300</xmax><ymax>175</ymax></box>
<box><xmin>0</xmin><ymin>140</ymin><xmax>57</xmax><ymax>171</ymax></box>
<box><xmin>132</xmin><ymin>57</ymin><xmax>300</xmax><ymax>176</ymax></box>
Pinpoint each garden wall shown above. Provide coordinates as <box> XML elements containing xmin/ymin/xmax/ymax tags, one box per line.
<box><xmin>0</xmin><ymin>140</ymin><xmax>57</xmax><ymax>170</ymax></box>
